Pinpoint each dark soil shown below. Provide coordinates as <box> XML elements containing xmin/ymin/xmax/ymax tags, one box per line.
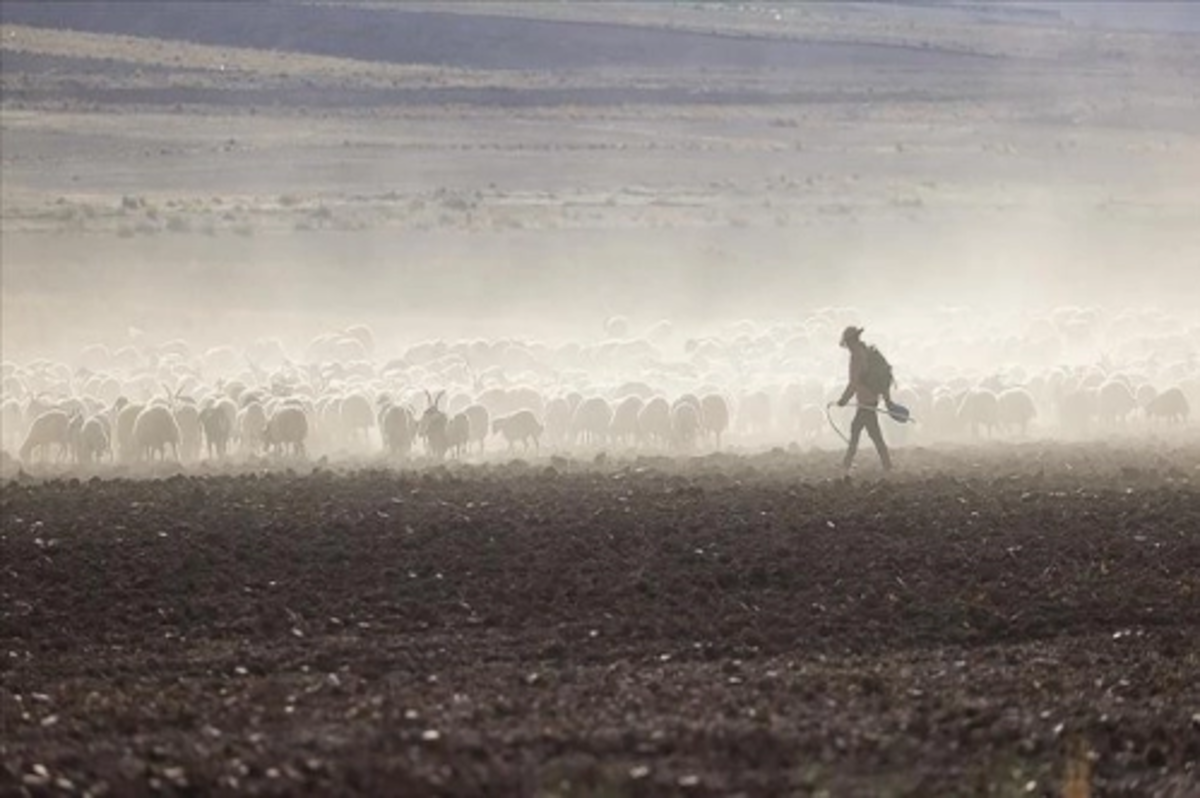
<box><xmin>2</xmin><ymin>444</ymin><xmax>1199</xmax><ymax>796</ymax></box>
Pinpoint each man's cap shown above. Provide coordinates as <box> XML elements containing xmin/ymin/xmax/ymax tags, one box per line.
<box><xmin>840</xmin><ymin>326</ymin><xmax>864</xmax><ymax>346</ymax></box>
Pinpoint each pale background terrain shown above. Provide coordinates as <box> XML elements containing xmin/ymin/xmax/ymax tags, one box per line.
<box><xmin>3</xmin><ymin>1</ymin><xmax>1199</xmax><ymax>360</ymax></box>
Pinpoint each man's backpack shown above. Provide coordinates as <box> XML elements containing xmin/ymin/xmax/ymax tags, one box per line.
<box><xmin>863</xmin><ymin>345</ymin><xmax>894</xmax><ymax>396</ymax></box>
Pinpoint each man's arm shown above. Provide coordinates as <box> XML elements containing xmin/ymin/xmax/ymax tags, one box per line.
<box><xmin>837</xmin><ymin>351</ymin><xmax>859</xmax><ymax>406</ymax></box>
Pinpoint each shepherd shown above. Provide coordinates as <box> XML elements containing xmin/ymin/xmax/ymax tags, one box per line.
<box><xmin>835</xmin><ymin>326</ymin><xmax>894</xmax><ymax>472</ymax></box>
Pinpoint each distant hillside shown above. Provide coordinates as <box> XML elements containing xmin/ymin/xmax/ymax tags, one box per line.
<box><xmin>877</xmin><ymin>0</ymin><xmax>1200</xmax><ymax>30</ymax></box>
<box><xmin>1040</xmin><ymin>2</ymin><xmax>1200</xmax><ymax>34</ymax></box>
<box><xmin>1</xmin><ymin>1</ymin><xmax>992</xmax><ymax>72</ymax></box>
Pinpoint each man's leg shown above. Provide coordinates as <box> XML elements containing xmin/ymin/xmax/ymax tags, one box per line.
<box><xmin>864</xmin><ymin>410</ymin><xmax>892</xmax><ymax>470</ymax></box>
<box><xmin>843</xmin><ymin>408</ymin><xmax>868</xmax><ymax>469</ymax></box>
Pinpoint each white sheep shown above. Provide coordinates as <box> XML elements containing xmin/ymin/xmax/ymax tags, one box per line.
<box><xmin>19</xmin><ymin>409</ymin><xmax>73</xmax><ymax>463</ymax></box>
<box><xmin>133</xmin><ymin>405</ymin><xmax>181</xmax><ymax>461</ymax></box>
<box><xmin>997</xmin><ymin>388</ymin><xmax>1037</xmax><ymax>436</ymax></box>
<box><xmin>343</xmin><ymin>325</ymin><xmax>376</xmax><ymax>357</ymax></box>
<box><xmin>446</xmin><ymin>412</ymin><xmax>471</xmax><ymax>458</ymax></box>
<box><xmin>927</xmin><ymin>391</ymin><xmax>961</xmax><ymax>441</ymax></box>
<box><xmin>646</xmin><ymin>319</ymin><xmax>673</xmax><ymax>345</ymax></box>
<box><xmin>174</xmin><ymin>402</ymin><xmax>203</xmax><ymax>462</ymax></box>
<box><xmin>476</xmin><ymin>387</ymin><xmax>512</xmax><ymax>419</ymax></box>
<box><xmin>76</xmin><ymin>416</ymin><xmax>112</xmax><ymax>465</ymax></box>
<box><xmin>78</xmin><ymin>343</ymin><xmax>112</xmax><ymax>372</ymax></box>
<box><xmin>246</xmin><ymin>337</ymin><xmax>288</xmax><ymax>370</ymax></box>
<box><xmin>604</xmin><ymin>315</ymin><xmax>630</xmax><ymax>339</ymax></box>
<box><xmin>237</xmin><ymin>402</ymin><xmax>269</xmax><ymax>454</ymax></box>
<box><xmin>543</xmin><ymin>396</ymin><xmax>573</xmax><ymax>447</ymax></box>
<box><xmin>199</xmin><ymin>398</ymin><xmax>236</xmax><ymax>459</ymax></box>
<box><xmin>492</xmin><ymin>410</ymin><xmax>544</xmax><ymax>452</ymax></box>
<box><xmin>613</xmin><ymin>381</ymin><xmax>654</xmax><ymax>401</ymax></box>
<box><xmin>463</xmin><ymin>404</ymin><xmax>490</xmax><ymax>454</ymax></box>
<box><xmin>637</xmin><ymin>397</ymin><xmax>672</xmax><ymax>448</ymax></box>
<box><xmin>609</xmin><ymin>396</ymin><xmax>644</xmax><ymax>447</ymax></box>
<box><xmin>307</xmin><ymin>333</ymin><xmax>368</xmax><ymax>365</ymax></box>
<box><xmin>957</xmin><ymin>389</ymin><xmax>1000</xmax><ymax>437</ymax></box>
<box><xmin>67</xmin><ymin>412</ymin><xmax>86</xmax><ymax>462</ymax></box>
<box><xmin>507</xmin><ymin>386</ymin><xmax>546</xmax><ymax>420</ymax></box>
<box><xmin>671</xmin><ymin>401</ymin><xmax>701</xmax><ymax>451</ymax></box>
<box><xmin>736</xmin><ymin>390</ymin><xmax>772</xmax><ymax>437</ymax></box>
<box><xmin>115</xmin><ymin>401</ymin><xmax>144</xmax><ymax>462</ymax></box>
<box><xmin>1135</xmin><ymin>383</ymin><xmax>1158</xmax><ymax>410</ymax></box>
<box><xmin>317</xmin><ymin>396</ymin><xmax>344</xmax><ymax>450</ymax></box>
<box><xmin>2</xmin><ymin>397</ymin><xmax>26</xmax><ymax>452</ymax></box>
<box><xmin>699</xmin><ymin>393</ymin><xmax>730</xmax><ymax>448</ymax></box>
<box><xmin>379</xmin><ymin>402</ymin><xmax>416</xmax><ymax>458</ymax></box>
<box><xmin>1146</xmin><ymin>387</ymin><xmax>1189</xmax><ymax>424</ymax></box>
<box><xmin>570</xmin><ymin>396</ymin><xmax>612</xmax><ymax>447</ymax></box>
<box><xmin>203</xmin><ymin>346</ymin><xmax>240</xmax><ymax>377</ymax></box>
<box><xmin>339</xmin><ymin>393</ymin><xmax>375</xmax><ymax>447</ymax></box>
<box><xmin>263</xmin><ymin>406</ymin><xmax>309</xmax><ymax>457</ymax></box>
<box><xmin>1097</xmin><ymin>380</ymin><xmax>1137</xmax><ymax>424</ymax></box>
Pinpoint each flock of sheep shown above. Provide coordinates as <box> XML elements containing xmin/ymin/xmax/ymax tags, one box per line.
<box><xmin>2</xmin><ymin>306</ymin><xmax>1196</xmax><ymax>473</ymax></box>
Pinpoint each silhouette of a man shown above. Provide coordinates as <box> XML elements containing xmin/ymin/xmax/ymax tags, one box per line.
<box><xmin>836</xmin><ymin>326</ymin><xmax>892</xmax><ymax>472</ymax></box>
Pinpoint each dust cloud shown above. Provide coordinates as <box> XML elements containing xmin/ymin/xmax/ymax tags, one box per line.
<box><xmin>2</xmin><ymin>1</ymin><xmax>1198</xmax><ymax>454</ymax></box>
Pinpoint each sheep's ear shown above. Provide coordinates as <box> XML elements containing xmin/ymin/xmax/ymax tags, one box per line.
<box><xmin>435</xmin><ymin>390</ymin><xmax>446</xmax><ymax>409</ymax></box>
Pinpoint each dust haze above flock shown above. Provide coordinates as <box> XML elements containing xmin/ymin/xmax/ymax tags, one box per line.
<box><xmin>1</xmin><ymin>1</ymin><xmax>1198</xmax><ymax>362</ymax></box>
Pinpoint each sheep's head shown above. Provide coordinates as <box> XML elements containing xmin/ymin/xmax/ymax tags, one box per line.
<box><xmin>418</xmin><ymin>390</ymin><xmax>448</xmax><ymax>437</ymax></box>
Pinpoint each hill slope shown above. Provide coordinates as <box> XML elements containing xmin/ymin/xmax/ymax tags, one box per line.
<box><xmin>2</xmin><ymin>1</ymin><xmax>994</xmax><ymax>72</ymax></box>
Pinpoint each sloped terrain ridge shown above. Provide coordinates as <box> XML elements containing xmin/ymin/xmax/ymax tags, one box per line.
<box><xmin>2</xmin><ymin>2</ymin><xmax>992</xmax><ymax>72</ymax></box>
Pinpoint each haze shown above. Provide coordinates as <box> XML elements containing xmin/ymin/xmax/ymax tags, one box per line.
<box><xmin>1</xmin><ymin>1</ymin><xmax>1198</xmax><ymax>451</ymax></box>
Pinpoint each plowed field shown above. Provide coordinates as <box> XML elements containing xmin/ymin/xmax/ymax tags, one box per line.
<box><xmin>3</xmin><ymin>443</ymin><xmax>1199</xmax><ymax>796</ymax></box>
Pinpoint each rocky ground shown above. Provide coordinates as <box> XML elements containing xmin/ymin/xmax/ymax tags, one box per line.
<box><xmin>3</xmin><ymin>443</ymin><xmax>1199</xmax><ymax>796</ymax></box>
